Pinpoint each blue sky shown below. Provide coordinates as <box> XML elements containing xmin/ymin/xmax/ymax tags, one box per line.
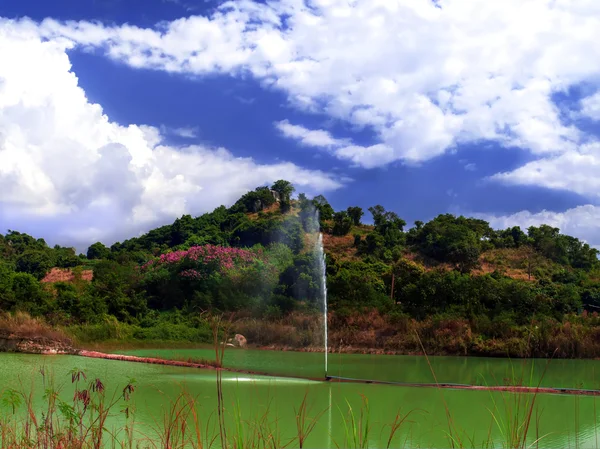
<box><xmin>1</xmin><ymin>0</ymin><xmax>600</xmax><ymax>251</ymax></box>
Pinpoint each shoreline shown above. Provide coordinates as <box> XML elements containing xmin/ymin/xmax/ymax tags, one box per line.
<box><xmin>77</xmin><ymin>340</ymin><xmax>600</xmax><ymax>360</ymax></box>
<box><xmin>77</xmin><ymin>349</ymin><xmax>600</xmax><ymax>397</ymax></box>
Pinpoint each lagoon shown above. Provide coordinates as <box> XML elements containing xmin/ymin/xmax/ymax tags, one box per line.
<box><xmin>1</xmin><ymin>351</ymin><xmax>599</xmax><ymax>448</ymax></box>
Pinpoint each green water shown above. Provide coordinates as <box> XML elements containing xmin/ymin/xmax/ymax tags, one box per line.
<box><xmin>118</xmin><ymin>347</ymin><xmax>600</xmax><ymax>390</ymax></box>
<box><xmin>1</xmin><ymin>352</ymin><xmax>600</xmax><ymax>448</ymax></box>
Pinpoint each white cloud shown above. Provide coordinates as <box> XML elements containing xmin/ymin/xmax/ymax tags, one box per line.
<box><xmin>274</xmin><ymin>120</ymin><xmax>396</xmax><ymax>168</ymax></box>
<box><xmin>0</xmin><ymin>24</ymin><xmax>343</xmax><ymax>250</ymax></box>
<box><xmin>171</xmin><ymin>126</ymin><xmax>199</xmax><ymax>138</ymax></box>
<box><xmin>27</xmin><ymin>0</ymin><xmax>600</xmax><ymax>175</ymax></box>
<box><xmin>159</xmin><ymin>125</ymin><xmax>199</xmax><ymax>138</ymax></box>
<box><xmin>464</xmin><ymin>163</ymin><xmax>476</xmax><ymax>172</ymax></box>
<box><xmin>275</xmin><ymin>120</ymin><xmax>344</xmax><ymax>148</ymax></box>
<box><xmin>581</xmin><ymin>91</ymin><xmax>600</xmax><ymax>121</ymax></box>
<box><xmin>491</xmin><ymin>142</ymin><xmax>600</xmax><ymax>198</ymax></box>
<box><xmin>482</xmin><ymin>204</ymin><xmax>600</xmax><ymax>249</ymax></box>
<box><xmin>6</xmin><ymin>1</ymin><xmax>600</xmax><ymax>247</ymax></box>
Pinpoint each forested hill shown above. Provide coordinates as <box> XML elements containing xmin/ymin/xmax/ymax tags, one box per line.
<box><xmin>2</xmin><ymin>180</ymin><xmax>600</xmax><ymax>357</ymax></box>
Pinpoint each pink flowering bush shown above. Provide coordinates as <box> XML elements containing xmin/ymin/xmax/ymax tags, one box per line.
<box><xmin>141</xmin><ymin>244</ymin><xmax>274</xmax><ymax>311</ymax></box>
<box><xmin>142</xmin><ymin>245</ymin><xmax>261</xmax><ymax>279</ymax></box>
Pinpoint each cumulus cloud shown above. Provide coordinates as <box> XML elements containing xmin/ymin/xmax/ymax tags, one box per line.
<box><xmin>0</xmin><ymin>23</ymin><xmax>343</xmax><ymax>250</ymax></box>
<box><xmin>491</xmin><ymin>142</ymin><xmax>600</xmax><ymax>198</ymax></box>
<box><xmin>482</xmin><ymin>204</ymin><xmax>600</xmax><ymax>249</ymax></box>
<box><xmin>274</xmin><ymin>120</ymin><xmax>396</xmax><ymax>168</ymax></box>
<box><xmin>30</xmin><ymin>1</ymin><xmax>600</xmax><ymax>167</ymax></box>
<box><xmin>581</xmin><ymin>92</ymin><xmax>600</xmax><ymax>121</ymax></box>
<box><xmin>5</xmin><ymin>1</ymin><xmax>600</xmax><ymax>246</ymax></box>
<box><xmin>171</xmin><ymin>126</ymin><xmax>199</xmax><ymax>138</ymax></box>
<box><xmin>275</xmin><ymin>120</ymin><xmax>344</xmax><ymax>148</ymax></box>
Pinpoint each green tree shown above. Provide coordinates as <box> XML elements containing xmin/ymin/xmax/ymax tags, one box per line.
<box><xmin>11</xmin><ymin>272</ymin><xmax>50</xmax><ymax>314</ymax></box>
<box><xmin>312</xmin><ymin>195</ymin><xmax>334</xmax><ymax>222</ymax></box>
<box><xmin>0</xmin><ymin>262</ymin><xmax>15</xmax><ymax>308</ymax></box>
<box><xmin>368</xmin><ymin>205</ymin><xmax>406</xmax><ymax>250</ymax></box>
<box><xmin>346</xmin><ymin>207</ymin><xmax>364</xmax><ymax>226</ymax></box>
<box><xmin>271</xmin><ymin>180</ymin><xmax>295</xmax><ymax>212</ymax></box>
<box><xmin>332</xmin><ymin>211</ymin><xmax>353</xmax><ymax>236</ymax></box>
<box><xmin>15</xmin><ymin>250</ymin><xmax>53</xmax><ymax>280</ymax></box>
<box><xmin>410</xmin><ymin>214</ymin><xmax>485</xmax><ymax>273</ymax></box>
<box><xmin>271</xmin><ymin>180</ymin><xmax>295</xmax><ymax>202</ymax></box>
<box><xmin>54</xmin><ymin>246</ymin><xmax>79</xmax><ymax>268</ymax></box>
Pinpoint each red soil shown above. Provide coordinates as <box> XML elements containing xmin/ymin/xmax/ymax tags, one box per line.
<box><xmin>41</xmin><ymin>268</ymin><xmax>93</xmax><ymax>283</ymax></box>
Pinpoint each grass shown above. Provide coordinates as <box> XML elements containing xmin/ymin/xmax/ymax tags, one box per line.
<box><xmin>294</xmin><ymin>392</ymin><xmax>328</xmax><ymax>449</ymax></box>
<box><xmin>0</xmin><ymin>311</ymin><xmax>72</xmax><ymax>346</ymax></box>
<box><xmin>14</xmin><ymin>306</ymin><xmax>600</xmax><ymax>360</ymax></box>
<box><xmin>0</xmin><ymin>367</ymin><xmax>136</xmax><ymax>448</ymax></box>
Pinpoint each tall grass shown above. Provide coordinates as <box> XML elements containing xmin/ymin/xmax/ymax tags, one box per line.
<box><xmin>0</xmin><ymin>366</ymin><xmax>136</xmax><ymax>448</ymax></box>
<box><xmin>485</xmin><ymin>358</ymin><xmax>551</xmax><ymax>449</ymax></box>
<box><xmin>294</xmin><ymin>392</ymin><xmax>328</xmax><ymax>448</ymax></box>
<box><xmin>0</xmin><ymin>311</ymin><xmax>72</xmax><ymax>345</ymax></box>
<box><xmin>335</xmin><ymin>395</ymin><xmax>371</xmax><ymax>449</ymax></box>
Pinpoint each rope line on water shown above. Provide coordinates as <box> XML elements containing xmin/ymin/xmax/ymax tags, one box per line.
<box><xmin>78</xmin><ymin>351</ymin><xmax>600</xmax><ymax>397</ymax></box>
<box><xmin>325</xmin><ymin>375</ymin><xmax>600</xmax><ymax>396</ymax></box>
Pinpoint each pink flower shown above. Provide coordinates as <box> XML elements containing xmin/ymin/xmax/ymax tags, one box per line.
<box><xmin>141</xmin><ymin>244</ymin><xmax>262</xmax><ymax>278</ymax></box>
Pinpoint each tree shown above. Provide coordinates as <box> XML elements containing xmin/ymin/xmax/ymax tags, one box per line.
<box><xmin>232</xmin><ymin>186</ymin><xmax>277</xmax><ymax>213</ymax></box>
<box><xmin>347</xmin><ymin>207</ymin><xmax>364</xmax><ymax>226</ymax></box>
<box><xmin>410</xmin><ymin>214</ymin><xmax>483</xmax><ymax>273</ymax></box>
<box><xmin>15</xmin><ymin>250</ymin><xmax>53</xmax><ymax>280</ymax></box>
<box><xmin>87</xmin><ymin>242</ymin><xmax>111</xmax><ymax>260</ymax></box>
<box><xmin>332</xmin><ymin>211</ymin><xmax>353</xmax><ymax>236</ymax></box>
<box><xmin>298</xmin><ymin>193</ymin><xmax>318</xmax><ymax>232</ymax></box>
<box><xmin>271</xmin><ymin>180</ymin><xmax>295</xmax><ymax>203</ymax></box>
<box><xmin>368</xmin><ymin>205</ymin><xmax>406</xmax><ymax>250</ymax></box>
<box><xmin>368</xmin><ymin>205</ymin><xmax>406</xmax><ymax>234</ymax></box>
<box><xmin>171</xmin><ymin>215</ymin><xmax>195</xmax><ymax>246</ymax></box>
<box><xmin>11</xmin><ymin>272</ymin><xmax>50</xmax><ymax>314</ymax></box>
<box><xmin>0</xmin><ymin>262</ymin><xmax>14</xmax><ymax>308</ymax></box>
<box><xmin>312</xmin><ymin>195</ymin><xmax>334</xmax><ymax>222</ymax></box>
<box><xmin>54</xmin><ymin>246</ymin><xmax>79</xmax><ymax>268</ymax></box>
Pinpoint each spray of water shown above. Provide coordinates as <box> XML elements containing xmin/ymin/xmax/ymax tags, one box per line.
<box><xmin>317</xmin><ymin>232</ymin><xmax>328</xmax><ymax>378</ymax></box>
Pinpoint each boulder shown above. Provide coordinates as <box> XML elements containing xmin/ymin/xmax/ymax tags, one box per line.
<box><xmin>270</xmin><ymin>190</ymin><xmax>281</xmax><ymax>202</ymax></box>
<box><xmin>234</xmin><ymin>334</ymin><xmax>247</xmax><ymax>348</ymax></box>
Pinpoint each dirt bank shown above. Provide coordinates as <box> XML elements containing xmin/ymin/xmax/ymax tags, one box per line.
<box><xmin>0</xmin><ymin>335</ymin><xmax>75</xmax><ymax>355</ymax></box>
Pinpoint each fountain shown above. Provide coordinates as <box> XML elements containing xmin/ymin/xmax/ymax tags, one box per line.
<box><xmin>317</xmin><ymin>232</ymin><xmax>328</xmax><ymax>378</ymax></box>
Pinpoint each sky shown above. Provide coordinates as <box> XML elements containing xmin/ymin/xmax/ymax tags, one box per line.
<box><xmin>2</xmin><ymin>0</ymin><xmax>600</xmax><ymax>252</ymax></box>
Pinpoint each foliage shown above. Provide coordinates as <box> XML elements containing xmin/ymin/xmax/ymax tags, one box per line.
<box><xmin>346</xmin><ymin>206</ymin><xmax>364</xmax><ymax>226</ymax></box>
<box><xmin>332</xmin><ymin>211</ymin><xmax>353</xmax><ymax>236</ymax></box>
<box><xmin>86</xmin><ymin>242</ymin><xmax>110</xmax><ymax>260</ymax></box>
<box><xmin>0</xmin><ymin>180</ymin><xmax>599</xmax><ymax>355</ymax></box>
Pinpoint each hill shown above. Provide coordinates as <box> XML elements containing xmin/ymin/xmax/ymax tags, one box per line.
<box><xmin>2</xmin><ymin>179</ymin><xmax>600</xmax><ymax>358</ymax></box>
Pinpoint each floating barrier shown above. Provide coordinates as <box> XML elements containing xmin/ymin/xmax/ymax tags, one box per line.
<box><xmin>78</xmin><ymin>350</ymin><xmax>600</xmax><ymax>397</ymax></box>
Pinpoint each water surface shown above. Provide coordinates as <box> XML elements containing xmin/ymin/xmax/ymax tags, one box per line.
<box><xmin>118</xmin><ymin>347</ymin><xmax>600</xmax><ymax>390</ymax></box>
<box><xmin>1</xmin><ymin>352</ymin><xmax>599</xmax><ymax>448</ymax></box>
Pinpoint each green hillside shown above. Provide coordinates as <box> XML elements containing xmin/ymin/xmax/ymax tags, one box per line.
<box><xmin>2</xmin><ymin>180</ymin><xmax>600</xmax><ymax>357</ymax></box>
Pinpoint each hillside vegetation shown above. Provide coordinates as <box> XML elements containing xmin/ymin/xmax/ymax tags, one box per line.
<box><xmin>2</xmin><ymin>180</ymin><xmax>600</xmax><ymax>357</ymax></box>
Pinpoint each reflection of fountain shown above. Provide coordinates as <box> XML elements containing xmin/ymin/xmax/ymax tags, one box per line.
<box><xmin>328</xmin><ymin>385</ymin><xmax>332</xmax><ymax>449</ymax></box>
<box><xmin>317</xmin><ymin>232</ymin><xmax>328</xmax><ymax>378</ymax></box>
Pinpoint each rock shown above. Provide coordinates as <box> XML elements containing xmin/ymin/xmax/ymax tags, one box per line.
<box><xmin>0</xmin><ymin>336</ymin><xmax>74</xmax><ymax>355</ymax></box>
<box><xmin>251</xmin><ymin>199</ymin><xmax>263</xmax><ymax>213</ymax></box>
<box><xmin>234</xmin><ymin>334</ymin><xmax>247</xmax><ymax>348</ymax></box>
<box><xmin>270</xmin><ymin>190</ymin><xmax>281</xmax><ymax>202</ymax></box>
